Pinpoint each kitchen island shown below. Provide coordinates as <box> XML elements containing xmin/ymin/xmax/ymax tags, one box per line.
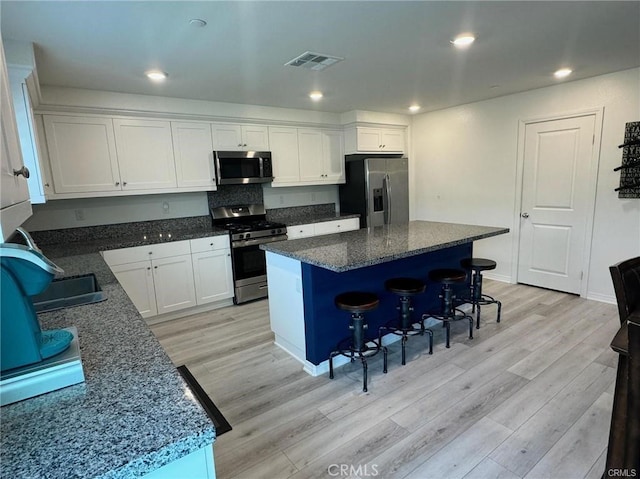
<box><xmin>261</xmin><ymin>221</ymin><xmax>509</xmax><ymax>376</ymax></box>
<box><xmin>1</xmin><ymin>242</ymin><xmax>217</xmax><ymax>477</ymax></box>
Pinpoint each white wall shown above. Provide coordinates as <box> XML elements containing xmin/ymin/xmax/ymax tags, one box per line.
<box><xmin>411</xmin><ymin>68</ymin><xmax>640</xmax><ymax>302</ymax></box>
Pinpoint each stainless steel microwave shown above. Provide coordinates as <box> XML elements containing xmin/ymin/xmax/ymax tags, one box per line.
<box><xmin>214</xmin><ymin>151</ymin><xmax>273</xmax><ymax>185</ymax></box>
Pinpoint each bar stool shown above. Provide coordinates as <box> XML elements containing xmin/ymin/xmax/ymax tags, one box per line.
<box><xmin>329</xmin><ymin>292</ymin><xmax>388</xmax><ymax>392</ymax></box>
<box><xmin>460</xmin><ymin>258</ymin><xmax>502</xmax><ymax>329</ymax></box>
<box><xmin>422</xmin><ymin>269</ymin><xmax>474</xmax><ymax>348</ymax></box>
<box><xmin>378</xmin><ymin>278</ymin><xmax>433</xmax><ymax>366</ymax></box>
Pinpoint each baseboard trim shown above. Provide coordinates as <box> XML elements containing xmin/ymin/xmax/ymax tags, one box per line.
<box><xmin>145</xmin><ymin>298</ymin><xmax>234</xmax><ymax>325</ymax></box>
<box><xmin>482</xmin><ymin>272</ymin><xmax>512</xmax><ymax>283</ymax></box>
<box><xmin>586</xmin><ymin>292</ymin><xmax>616</xmax><ymax>304</ymax></box>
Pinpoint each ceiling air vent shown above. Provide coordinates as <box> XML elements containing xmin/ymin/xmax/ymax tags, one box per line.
<box><xmin>285</xmin><ymin>51</ymin><xmax>344</xmax><ymax>71</ymax></box>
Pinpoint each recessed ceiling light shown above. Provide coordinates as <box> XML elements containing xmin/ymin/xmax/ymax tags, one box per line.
<box><xmin>146</xmin><ymin>70</ymin><xmax>168</xmax><ymax>82</ymax></box>
<box><xmin>408</xmin><ymin>105</ymin><xmax>421</xmax><ymax>113</ymax></box>
<box><xmin>554</xmin><ymin>68</ymin><xmax>573</xmax><ymax>79</ymax></box>
<box><xmin>189</xmin><ymin>19</ymin><xmax>207</xmax><ymax>27</ymax></box>
<box><xmin>309</xmin><ymin>91</ymin><xmax>323</xmax><ymax>101</ymax></box>
<box><xmin>452</xmin><ymin>34</ymin><xmax>475</xmax><ymax>48</ymax></box>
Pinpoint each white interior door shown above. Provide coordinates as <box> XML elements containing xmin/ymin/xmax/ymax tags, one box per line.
<box><xmin>518</xmin><ymin>114</ymin><xmax>596</xmax><ymax>294</ymax></box>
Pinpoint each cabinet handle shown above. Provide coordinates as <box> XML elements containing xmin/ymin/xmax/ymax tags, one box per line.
<box><xmin>227</xmin><ymin>253</ymin><xmax>231</xmax><ymax>257</ymax></box>
<box><xmin>147</xmin><ymin>267</ymin><xmax>151</xmax><ymax>271</ymax></box>
<box><xmin>238</xmin><ymin>143</ymin><xmax>243</xmax><ymax>147</ymax></box>
<box><xmin>154</xmin><ymin>266</ymin><xmax>158</xmax><ymax>269</ymax></box>
<box><xmin>243</xmin><ymin>143</ymin><xmax>247</xmax><ymax>147</ymax></box>
<box><xmin>123</xmin><ymin>181</ymin><xmax>127</xmax><ymax>186</ymax></box>
<box><xmin>148</xmin><ymin>251</ymin><xmax>153</xmax><ymax>255</ymax></box>
<box><xmin>44</xmin><ymin>183</ymin><xmax>50</xmax><ymax>187</ymax></box>
<box><xmin>13</xmin><ymin>166</ymin><xmax>30</xmax><ymax>178</ymax></box>
<box><xmin>115</xmin><ymin>181</ymin><xmax>120</xmax><ymax>186</ymax></box>
<box><xmin>210</xmin><ymin>243</ymin><xmax>214</xmax><ymax>246</ymax></box>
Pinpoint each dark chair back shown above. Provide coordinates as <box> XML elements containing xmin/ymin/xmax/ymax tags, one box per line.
<box><xmin>610</xmin><ymin>256</ymin><xmax>640</xmax><ymax>324</ymax></box>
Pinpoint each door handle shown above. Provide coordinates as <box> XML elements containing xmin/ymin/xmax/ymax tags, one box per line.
<box><xmin>521</xmin><ymin>212</ymin><xmax>530</xmax><ymax>218</ymax></box>
<box><xmin>13</xmin><ymin>166</ymin><xmax>30</xmax><ymax>178</ymax></box>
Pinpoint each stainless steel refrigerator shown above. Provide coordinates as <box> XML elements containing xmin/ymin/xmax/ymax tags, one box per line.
<box><xmin>339</xmin><ymin>154</ymin><xmax>409</xmax><ymax>228</ymax></box>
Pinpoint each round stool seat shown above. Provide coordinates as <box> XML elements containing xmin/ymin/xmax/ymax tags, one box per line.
<box><xmin>428</xmin><ymin>268</ymin><xmax>467</xmax><ymax>284</ymax></box>
<box><xmin>335</xmin><ymin>291</ymin><xmax>379</xmax><ymax>312</ymax></box>
<box><xmin>461</xmin><ymin>258</ymin><xmax>497</xmax><ymax>271</ymax></box>
<box><xmin>385</xmin><ymin>277</ymin><xmax>426</xmax><ymax>295</ymax></box>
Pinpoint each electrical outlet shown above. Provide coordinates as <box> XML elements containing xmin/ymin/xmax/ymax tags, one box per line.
<box><xmin>162</xmin><ymin>201</ymin><xmax>170</xmax><ymax>214</ymax></box>
<box><xmin>74</xmin><ymin>209</ymin><xmax>84</xmax><ymax>221</ymax></box>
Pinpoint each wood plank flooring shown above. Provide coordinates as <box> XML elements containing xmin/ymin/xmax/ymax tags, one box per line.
<box><xmin>150</xmin><ymin>280</ymin><xmax>619</xmax><ymax>479</ymax></box>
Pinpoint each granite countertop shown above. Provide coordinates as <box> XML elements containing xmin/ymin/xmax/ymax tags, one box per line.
<box><xmin>0</xmin><ymin>251</ymin><xmax>216</xmax><ymax>478</ymax></box>
<box><xmin>39</xmin><ymin>227</ymin><xmax>226</xmax><ymax>258</ymax></box>
<box><xmin>261</xmin><ymin>221</ymin><xmax>509</xmax><ymax>272</ymax></box>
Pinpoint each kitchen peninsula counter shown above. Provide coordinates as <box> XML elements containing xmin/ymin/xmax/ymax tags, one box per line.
<box><xmin>0</xmin><ymin>248</ymin><xmax>216</xmax><ymax>478</ymax></box>
<box><xmin>261</xmin><ymin>221</ymin><xmax>508</xmax><ymax>375</ymax></box>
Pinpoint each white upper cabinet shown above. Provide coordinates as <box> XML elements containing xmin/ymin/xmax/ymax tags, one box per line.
<box><xmin>44</xmin><ymin>115</ymin><xmax>121</xmax><ymax>193</ymax></box>
<box><xmin>212</xmin><ymin>123</ymin><xmax>269</xmax><ymax>151</ymax></box>
<box><xmin>273</xmin><ymin>127</ymin><xmax>344</xmax><ymax>187</ymax></box>
<box><xmin>113</xmin><ymin>119</ymin><xmax>177</xmax><ymax>190</ymax></box>
<box><xmin>298</xmin><ymin>129</ymin><xmax>323</xmax><ymax>182</ymax></box>
<box><xmin>1</xmin><ymin>40</ymin><xmax>32</xmax><ymax>240</ymax></box>
<box><xmin>298</xmin><ymin>129</ymin><xmax>345</xmax><ymax>184</ymax></box>
<box><xmin>269</xmin><ymin>126</ymin><xmax>300</xmax><ymax>185</ymax></box>
<box><xmin>171</xmin><ymin>121</ymin><xmax>216</xmax><ymax>189</ymax></box>
<box><xmin>345</xmin><ymin>126</ymin><xmax>405</xmax><ymax>154</ymax></box>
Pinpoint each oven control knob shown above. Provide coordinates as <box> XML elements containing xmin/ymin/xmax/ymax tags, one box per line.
<box><xmin>271</xmin><ymin>229</ymin><xmax>276</xmax><ymax>234</ymax></box>
<box><xmin>245</xmin><ymin>233</ymin><xmax>251</xmax><ymax>239</ymax></box>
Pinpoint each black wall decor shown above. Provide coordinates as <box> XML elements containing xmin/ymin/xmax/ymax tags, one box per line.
<box><xmin>616</xmin><ymin>121</ymin><xmax>640</xmax><ymax>199</ymax></box>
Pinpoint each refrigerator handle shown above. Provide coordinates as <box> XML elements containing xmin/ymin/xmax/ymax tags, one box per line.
<box><xmin>383</xmin><ymin>173</ymin><xmax>392</xmax><ymax>224</ymax></box>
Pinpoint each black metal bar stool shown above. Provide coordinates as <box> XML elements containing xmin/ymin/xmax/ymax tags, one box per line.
<box><xmin>460</xmin><ymin>258</ymin><xmax>502</xmax><ymax>329</ymax></box>
<box><xmin>422</xmin><ymin>269</ymin><xmax>474</xmax><ymax>348</ymax></box>
<box><xmin>378</xmin><ymin>278</ymin><xmax>433</xmax><ymax>366</ymax></box>
<box><xmin>329</xmin><ymin>291</ymin><xmax>388</xmax><ymax>392</ymax></box>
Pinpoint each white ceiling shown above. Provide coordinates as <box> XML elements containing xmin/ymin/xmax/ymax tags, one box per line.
<box><xmin>2</xmin><ymin>1</ymin><xmax>639</xmax><ymax>115</ymax></box>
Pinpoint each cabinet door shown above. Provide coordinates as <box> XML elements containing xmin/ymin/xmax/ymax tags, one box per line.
<box><xmin>171</xmin><ymin>122</ymin><xmax>216</xmax><ymax>189</ymax></box>
<box><xmin>298</xmin><ymin>129</ymin><xmax>323</xmax><ymax>182</ymax></box>
<box><xmin>111</xmin><ymin>261</ymin><xmax>158</xmax><ymax>318</ymax></box>
<box><xmin>113</xmin><ymin>119</ymin><xmax>177</xmax><ymax>190</ymax></box>
<box><xmin>322</xmin><ymin>130</ymin><xmax>345</xmax><ymax>183</ymax></box>
<box><xmin>356</xmin><ymin>128</ymin><xmax>383</xmax><ymax>151</ymax></box>
<box><xmin>314</xmin><ymin>219</ymin><xmax>359</xmax><ymax>236</ymax></box>
<box><xmin>152</xmin><ymin>254</ymin><xmax>197</xmax><ymax>314</ymax></box>
<box><xmin>44</xmin><ymin>115</ymin><xmax>121</xmax><ymax>193</ymax></box>
<box><xmin>212</xmin><ymin>123</ymin><xmax>243</xmax><ymax>150</ymax></box>
<box><xmin>269</xmin><ymin>127</ymin><xmax>300</xmax><ymax>185</ymax></box>
<box><xmin>241</xmin><ymin>125</ymin><xmax>269</xmax><ymax>151</ymax></box>
<box><xmin>192</xmin><ymin>249</ymin><xmax>233</xmax><ymax>304</ymax></box>
<box><xmin>380</xmin><ymin>129</ymin><xmax>405</xmax><ymax>153</ymax></box>
<box><xmin>1</xmin><ymin>43</ymin><xmax>31</xmax><ymax>239</ymax></box>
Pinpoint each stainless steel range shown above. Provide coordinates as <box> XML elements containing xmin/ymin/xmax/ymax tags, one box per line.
<box><xmin>211</xmin><ymin>204</ymin><xmax>287</xmax><ymax>304</ymax></box>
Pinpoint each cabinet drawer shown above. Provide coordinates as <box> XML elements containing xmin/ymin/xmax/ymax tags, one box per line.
<box><xmin>190</xmin><ymin>235</ymin><xmax>230</xmax><ymax>254</ymax></box>
<box><xmin>286</xmin><ymin>224</ymin><xmax>315</xmax><ymax>240</ymax></box>
<box><xmin>103</xmin><ymin>240</ymin><xmax>191</xmax><ymax>266</ymax></box>
<box><xmin>314</xmin><ymin>219</ymin><xmax>359</xmax><ymax>236</ymax></box>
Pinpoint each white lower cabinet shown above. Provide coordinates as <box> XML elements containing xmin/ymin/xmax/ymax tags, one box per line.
<box><xmin>103</xmin><ymin>241</ymin><xmax>195</xmax><ymax>318</ymax></box>
<box><xmin>104</xmin><ymin>235</ymin><xmax>233</xmax><ymax>319</ymax></box>
<box><xmin>152</xmin><ymin>254</ymin><xmax>197</xmax><ymax>314</ymax></box>
<box><xmin>287</xmin><ymin>218</ymin><xmax>360</xmax><ymax>240</ymax></box>
<box><xmin>190</xmin><ymin>236</ymin><xmax>233</xmax><ymax>305</ymax></box>
<box><xmin>110</xmin><ymin>260</ymin><xmax>158</xmax><ymax>318</ymax></box>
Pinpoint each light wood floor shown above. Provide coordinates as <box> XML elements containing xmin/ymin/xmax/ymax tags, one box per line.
<box><xmin>151</xmin><ymin>280</ymin><xmax>620</xmax><ymax>479</ymax></box>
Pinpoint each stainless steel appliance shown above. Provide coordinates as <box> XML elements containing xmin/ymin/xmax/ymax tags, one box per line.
<box><xmin>214</xmin><ymin>151</ymin><xmax>273</xmax><ymax>185</ymax></box>
<box><xmin>211</xmin><ymin>204</ymin><xmax>287</xmax><ymax>304</ymax></box>
<box><xmin>339</xmin><ymin>154</ymin><xmax>409</xmax><ymax>228</ymax></box>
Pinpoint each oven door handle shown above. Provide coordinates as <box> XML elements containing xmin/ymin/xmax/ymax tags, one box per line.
<box><xmin>231</xmin><ymin>235</ymin><xmax>288</xmax><ymax>248</ymax></box>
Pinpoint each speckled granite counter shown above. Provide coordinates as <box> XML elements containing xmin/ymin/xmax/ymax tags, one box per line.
<box><xmin>261</xmin><ymin>221</ymin><xmax>509</xmax><ymax>272</ymax></box>
<box><xmin>0</xmin><ymin>250</ymin><xmax>216</xmax><ymax>478</ymax></box>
